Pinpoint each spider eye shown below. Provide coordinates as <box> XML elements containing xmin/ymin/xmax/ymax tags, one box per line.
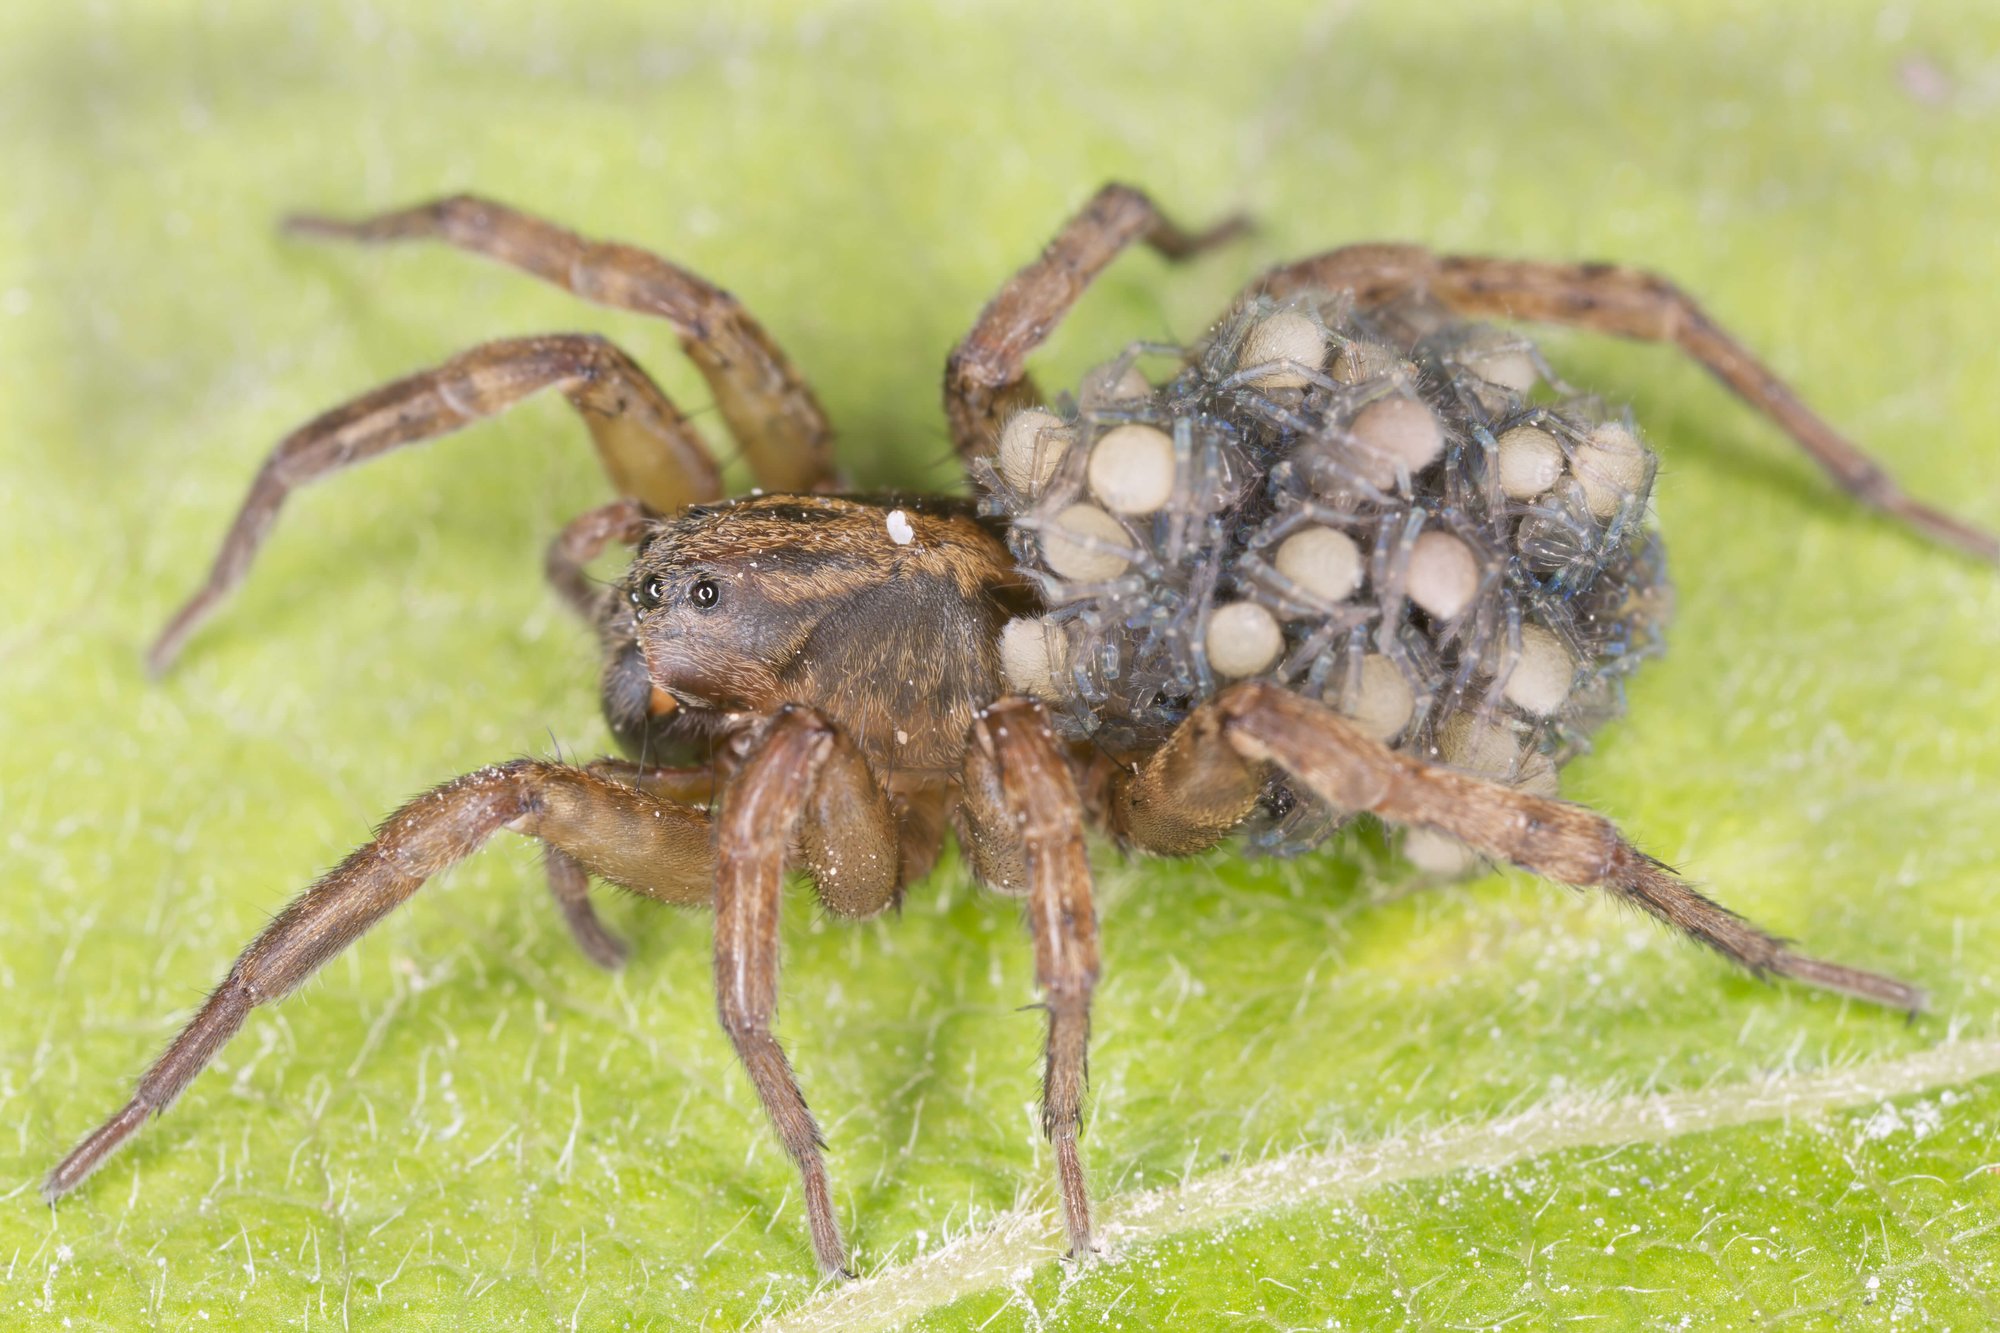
<box><xmin>632</xmin><ymin>576</ymin><xmax>668</xmax><ymax>611</ymax></box>
<box><xmin>690</xmin><ymin>578</ymin><xmax>720</xmax><ymax>610</ymax></box>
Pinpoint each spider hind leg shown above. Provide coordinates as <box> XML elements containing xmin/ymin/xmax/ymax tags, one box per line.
<box><xmin>1211</xmin><ymin>681</ymin><xmax>1922</xmax><ymax>1012</ymax></box>
<box><xmin>1249</xmin><ymin>245</ymin><xmax>1999</xmax><ymax>564</ymax></box>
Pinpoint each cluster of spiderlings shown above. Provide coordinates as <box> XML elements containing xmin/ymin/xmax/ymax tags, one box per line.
<box><xmin>971</xmin><ymin>292</ymin><xmax>1676</xmax><ymax>858</ymax></box>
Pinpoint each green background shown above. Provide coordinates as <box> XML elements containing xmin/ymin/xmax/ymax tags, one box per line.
<box><xmin>4</xmin><ymin>2</ymin><xmax>1998</xmax><ymax>1329</ymax></box>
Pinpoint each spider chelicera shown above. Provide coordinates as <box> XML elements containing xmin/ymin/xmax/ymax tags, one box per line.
<box><xmin>45</xmin><ymin>184</ymin><xmax>1994</xmax><ymax>1277</ymax></box>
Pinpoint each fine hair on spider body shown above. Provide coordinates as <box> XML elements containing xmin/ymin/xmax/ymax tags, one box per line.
<box><xmin>47</xmin><ymin>184</ymin><xmax>1994</xmax><ymax>1278</ymax></box>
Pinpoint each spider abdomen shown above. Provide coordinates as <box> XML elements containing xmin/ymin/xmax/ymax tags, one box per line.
<box><xmin>980</xmin><ymin>293</ymin><xmax>1674</xmax><ymax>852</ymax></box>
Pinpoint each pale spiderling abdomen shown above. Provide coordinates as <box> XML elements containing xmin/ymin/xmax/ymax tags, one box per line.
<box><xmin>979</xmin><ymin>292</ymin><xmax>1675</xmax><ymax>855</ymax></box>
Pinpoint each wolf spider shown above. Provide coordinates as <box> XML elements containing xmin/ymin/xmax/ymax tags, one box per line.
<box><xmin>45</xmin><ymin>184</ymin><xmax>1994</xmax><ymax>1277</ymax></box>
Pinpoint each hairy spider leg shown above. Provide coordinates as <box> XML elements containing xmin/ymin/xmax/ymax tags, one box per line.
<box><xmin>43</xmin><ymin>760</ymin><xmax>714</xmax><ymax>1203</ymax></box>
<box><xmin>545</xmin><ymin>496</ymin><xmax>656</xmax><ymax>618</ymax></box>
<box><xmin>711</xmin><ymin>706</ymin><xmax>902</xmax><ymax>1276</ymax></box>
<box><xmin>543</xmin><ymin>757</ymin><xmax>721</xmax><ymax>970</ymax></box>
<box><xmin>150</xmin><ymin>333</ymin><xmax>725</xmax><ymax>673</ymax></box>
<box><xmin>944</xmin><ymin>182</ymin><xmax>1249</xmax><ymax>460</ymax></box>
<box><xmin>286</xmin><ymin>193</ymin><xmax>837</xmax><ymax>495</ymax></box>
<box><xmin>959</xmin><ymin>699</ymin><xmax>1103</xmax><ymax>1258</ymax></box>
<box><xmin>1248</xmin><ymin>246</ymin><xmax>1999</xmax><ymax>565</ymax></box>
<box><xmin>1203</xmin><ymin>682</ymin><xmax>1923</xmax><ymax>1011</ymax></box>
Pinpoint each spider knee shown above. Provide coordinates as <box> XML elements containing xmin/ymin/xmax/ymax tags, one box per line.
<box><xmin>715</xmin><ymin>1004</ymin><xmax>768</xmax><ymax>1044</ymax></box>
<box><xmin>433</xmin><ymin>193</ymin><xmax>498</xmax><ymax>236</ymax></box>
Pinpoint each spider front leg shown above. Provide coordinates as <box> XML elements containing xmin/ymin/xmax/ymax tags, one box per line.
<box><xmin>945</xmin><ymin>183</ymin><xmax>1248</xmax><ymax>459</ymax></box>
<box><xmin>544</xmin><ymin>849</ymin><xmax>632</xmax><ymax>971</ymax></box>
<box><xmin>960</xmin><ymin>699</ymin><xmax>1102</xmax><ymax>1258</ymax></box>
<box><xmin>1208</xmin><ymin>683</ymin><xmax>1922</xmax><ymax>1012</ymax></box>
<box><xmin>545</xmin><ymin>496</ymin><xmax>655</xmax><ymax>619</ymax></box>
<box><xmin>542</xmin><ymin>758</ymin><xmax>721</xmax><ymax>971</ymax></box>
<box><xmin>44</xmin><ymin>761</ymin><xmax>714</xmax><ymax>1202</ymax></box>
<box><xmin>285</xmin><ymin>193</ymin><xmax>838</xmax><ymax>494</ymax></box>
<box><xmin>1249</xmin><ymin>246</ymin><xmax>1999</xmax><ymax>564</ymax></box>
<box><xmin>711</xmin><ymin>706</ymin><xmax>902</xmax><ymax>1276</ymax></box>
<box><xmin>152</xmin><ymin>333</ymin><xmax>723</xmax><ymax>673</ymax></box>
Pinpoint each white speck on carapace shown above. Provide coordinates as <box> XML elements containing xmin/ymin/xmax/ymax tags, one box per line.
<box><xmin>886</xmin><ymin>509</ymin><xmax>916</xmax><ymax>545</ymax></box>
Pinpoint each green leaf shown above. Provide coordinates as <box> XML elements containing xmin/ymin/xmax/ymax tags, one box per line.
<box><xmin>4</xmin><ymin>2</ymin><xmax>1997</xmax><ymax>1329</ymax></box>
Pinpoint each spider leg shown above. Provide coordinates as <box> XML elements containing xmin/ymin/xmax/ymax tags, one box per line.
<box><xmin>545</xmin><ymin>496</ymin><xmax>655</xmax><ymax>619</ymax></box>
<box><xmin>151</xmin><ymin>333</ymin><xmax>723</xmax><ymax>674</ymax></box>
<box><xmin>1209</xmin><ymin>682</ymin><xmax>1922</xmax><ymax>1012</ymax></box>
<box><xmin>285</xmin><ymin>194</ymin><xmax>837</xmax><ymax>494</ymax></box>
<box><xmin>961</xmin><ymin>699</ymin><xmax>1101</xmax><ymax>1258</ymax></box>
<box><xmin>1249</xmin><ymin>246</ymin><xmax>1998</xmax><ymax>564</ymax></box>
<box><xmin>945</xmin><ymin>183</ymin><xmax>1248</xmax><ymax>460</ymax></box>
<box><xmin>712</xmin><ymin>706</ymin><xmax>901</xmax><ymax>1277</ymax></box>
<box><xmin>538</xmin><ymin>758</ymin><xmax>719</xmax><ymax>971</ymax></box>
<box><xmin>544</xmin><ymin>848</ymin><xmax>630</xmax><ymax>970</ymax></box>
<box><xmin>1102</xmin><ymin>701</ymin><xmax>1517</xmax><ymax>875</ymax></box>
<box><xmin>587</xmin><ymin>757</ymin><xmax>716</xmax><ymax>805</ymax></box>
<box><xmin>1105</xmin><ymin>701</ymin><xmax>1263</xmax><ymax>857</ymax></box>
<box><xmin>43</xmin><ymin>760</ymin><xmax>713</xmax><ymax>1203</ymax></box>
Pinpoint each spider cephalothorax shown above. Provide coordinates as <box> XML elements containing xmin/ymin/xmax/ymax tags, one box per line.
<box><xmin>621</xmin><ymin>493</ymin><xmax>1022</xmax><ymax>773</ymax></box>
<box><xmin>48</xmin><ymin>185</ymin><xmax>1994</xmax><ymax>1278</ymax></box>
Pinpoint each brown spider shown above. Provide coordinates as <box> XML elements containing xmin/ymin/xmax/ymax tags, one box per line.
<box><xmin>44</xmin><ymin>184</ymin><xmax>1996</xmax><ymax>1278</ymax></box>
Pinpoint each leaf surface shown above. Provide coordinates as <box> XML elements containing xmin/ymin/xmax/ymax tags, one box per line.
<box><xmin>3</xmin><ymin>3</ymin><xmax>1997</xmax><ymax>1329</ymax></box>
